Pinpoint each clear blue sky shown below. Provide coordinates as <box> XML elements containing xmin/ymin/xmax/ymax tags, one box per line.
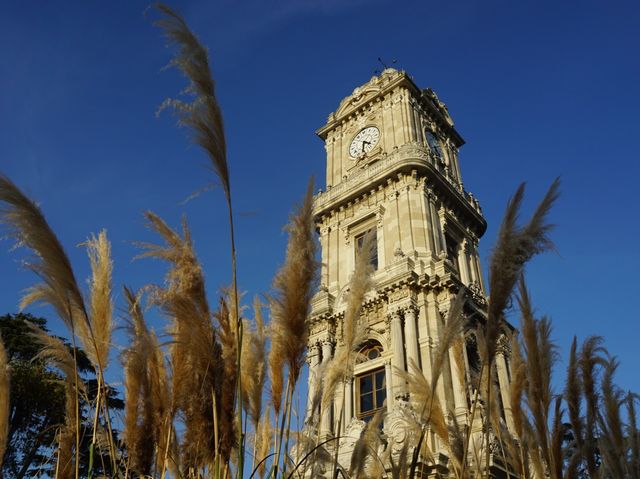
<box><xmin>1</xmin><ymin>0</ymin><xmax>638</xmax><ymax>395</ymax></box>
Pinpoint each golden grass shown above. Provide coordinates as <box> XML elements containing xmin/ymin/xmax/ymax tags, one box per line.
<box><xmin>122</xmin><ymin>286</ymin><xmax>171</xmax><ymax>476</ymax></box>
<box><xmin>241</xmin><ymin>297</ymin><xmax>267</xmax><ymax>430</ymax></box>
<box><xmin>28</xmin><ymin>325</ymin><xmax>86</xmax><ymax>479</ymax></box>
<box><xmin>268</xmin><ymin>178</ymin><xmax>318</xmax><ymax>416</ymax></box>
<box><xmin>0</xmin><ymin>175</ymin><xmax>88</xmax><ymax>339</ymax></box>
<box><xmin>321</xmin><ymin>231</ymin><xmax>373</xmax><ymax>414</ymax></box>
<box><xmin>0</xmin><ymin>169</ymin><xmax>638</xmax><ymax>479</ymax></box>
<box><xmin>0</xmin><ymin>7</ymin><xmax>638</xmax><ymax>479</ymax></box>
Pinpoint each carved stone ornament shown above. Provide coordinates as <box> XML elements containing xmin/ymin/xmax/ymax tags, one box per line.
<box><xmin>388</xmin><ymin>287</ymin><xmax>410</xmax><ymax>303</ymax></box>
<box><xmin>376</xmin><ymin>205</ymin><xmax>386</xmax><ymax>226</ymax></box>
<box><xmin>383</xmin><ymin>401</ymin><xmax>420</xmax><ymax>456</ymax></box>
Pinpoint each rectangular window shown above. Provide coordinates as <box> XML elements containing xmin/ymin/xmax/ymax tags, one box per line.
<box><xmin>357</xmin><ymin>368</ymin><xmax>386</xmax><ymax>422</ymax></box>
<box><xmin>355</xmin><ymin>228</ymin><xmax>378</xmax><ymax>270</ymax></box>
<box><xmin>445</xmin><ymin>233</ymin><xmax>459</xmax><ymax>272</ymax></box>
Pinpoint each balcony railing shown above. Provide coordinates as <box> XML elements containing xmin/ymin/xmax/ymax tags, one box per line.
<box><xmin>314</xmin><ymin>142</ymin><xmax>482</xmax><ymax>215</ymax></box>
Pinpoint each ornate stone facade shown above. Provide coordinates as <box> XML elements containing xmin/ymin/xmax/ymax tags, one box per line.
<box><xmin>304</xmin><ymin>69</ymin><xmax>513</xmax><ymax>477</ymax></box>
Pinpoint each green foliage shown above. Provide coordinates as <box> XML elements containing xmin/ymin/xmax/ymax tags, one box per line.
<box><xmin>1</xmin><ymin>313</ymin><xmax>66</xmax><ymax>478</ymax></box>
<box><xmin>0</xmin><ymin>313</ymin><xmax>122</xmax><ymax>478</ymax></box>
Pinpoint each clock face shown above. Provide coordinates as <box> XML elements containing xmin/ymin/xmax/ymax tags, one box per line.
<box><xmin>349</xmin><ymin>126</ymin><xmax>380</xmax><ymax>158</ymax></box>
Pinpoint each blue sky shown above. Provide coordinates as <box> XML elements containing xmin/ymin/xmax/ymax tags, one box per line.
<box><xmin>1</xmin><ymin>0</ymin><xmax>638</xmax><ymax>397</ymax></box>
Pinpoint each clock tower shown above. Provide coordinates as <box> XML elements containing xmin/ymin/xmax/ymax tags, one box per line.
<box><xmin>305</xmin><ymin>69</ymin><xmax>514</xmax><ymax>477</ymax></box>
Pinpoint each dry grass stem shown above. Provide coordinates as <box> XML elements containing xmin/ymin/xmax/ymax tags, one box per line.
<box><xmin>401</xmin><ymin>360</ymin><xmax>449</xmax><ymax>444</ymax></box>
<box><xmin>82</xmin><ymin>231</ymin><xmax>113</xmax><ymax>372</ymax></box>
<box><xmin>486</xmin><ymin>178</ymin><xmax>559</xmax><ymax>365</ymax></box>
<box><xmin>28</xmin><ymin>325</ymin><xmax>86</xmax><ymax>479</ymax></box>
<box><xmin>0</xmin><ymin>335</ymin><xmax>8</xmax><ymax>471</ymax></box>
<box><xmin>253</xmin><ymin>412</ymin><xmax>272</xmax><ymax>479</ymax></box>
<box><xmin>122</xmin><ymin>286</ymin><xmax>171</xmax><ymax>476</ymax></box>
<box><xmin>138</xmin><ymin>211</ymin><xmax>228</xmax><ymax>466</ymax></box>
<box><xmin>268</xmin><ymin>178</ymin><xmax>318</xmax><ymax>414</ymax></box>
<box><xmin>321</xmin><ymin>231</ymin><xmax>373</xmax><ymax>413</ymax></box>
<box><xmin>153</xmin><ymin>4</ymin><xmax>230</xmax><ymax>203</ymax></box>
<box><xmin>215</xmin><ymin>296</ymin><xmax>239</xmax><ymax>460</ymax></box>
<box><xmin>0</xmin><ymin>175</ymin><xmax>89</xmax><ymax>339</ymax></box>
<box><xmin>349</xmin><ymin>408</ymin><xmax>384</xmax><ymax>479</ymax></box>
<box><xmin>241</xmin><ymin>297</ymin><xmax>266</xmax><ymax>429</ymax></box>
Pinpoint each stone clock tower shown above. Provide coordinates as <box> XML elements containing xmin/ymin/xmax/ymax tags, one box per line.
<box><xmin>304</xmin><ymin>69</ymin><xmax>515</xmax><ymax>477</ymax></box>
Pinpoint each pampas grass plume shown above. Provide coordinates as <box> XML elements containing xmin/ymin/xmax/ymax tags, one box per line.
<box><xmin>268</xmin><ymin>178</ymin><xmax>318</xmax><ymax>414</ymax></box>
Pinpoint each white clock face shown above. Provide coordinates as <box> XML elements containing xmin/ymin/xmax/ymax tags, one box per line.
<box><xmin>349</xmin><ymin>126</ymin><xmax>380</xmax><ymax>158</ymax></box>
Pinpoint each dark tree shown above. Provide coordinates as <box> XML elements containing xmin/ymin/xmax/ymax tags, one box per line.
<box><xmin>0</xmin><ymin>313</ymin><xmax>122</xmax><ymax>479</ymax></box>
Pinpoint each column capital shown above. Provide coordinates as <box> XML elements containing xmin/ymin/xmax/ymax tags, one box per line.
<box><xmin>402</xmin><ymin>304</ymin><xmax>419</xmax><ymax>316</ymax></box>
<box><xmin>497</xmin><ymin>335</ymin><xmax>511</xmax><ymax>356</ymax></box>
<box><xmin>386</xmin><ymin>308</ymin><xmax>402</xmax><ymax>324</ymax></box>
<box><xmin>320</xmin><ymin>335</ymin><xmax>336</xmax><ymax>346</ymax></box>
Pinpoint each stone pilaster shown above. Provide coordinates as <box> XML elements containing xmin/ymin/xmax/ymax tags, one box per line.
<box><xmin>389</xmin><ymin>309</ymin><xmax>406</xmax><ymax>398</ymax></box>
<box><xmin>320</xmin><ymin>337</ymin><xmax>334</xmax><ymax>436</ymax></box>
<box><xmin>403</xmin><ymin>306</ymin><xmax>420</xmax><ymax>370</ymax></box>
<box><xmin>458</xmin><ymin>239</ymin><xmax>472</xmax><ymax>285</ymax></box>
<box><xmin>306</xmin><ymin>341</ymin><xmax>321</xmax><ymax>420</ymax></box>
<box><xmin>448</xmin><ymin>345</ymin><xmax>468</xmax><ymax>421</ymax></box>
<box><xmin>496</xmin><ymin>337</ymin><xmax>515</xmax><ymax>432</ymax></box>
<box><xmin>384</xmin><ymin>359</ymin><xmax>394</xmax><ymax>408</ymax></box>
<box><xmin>344</xmin><ymin>378</ymin><xmax>353</xmax><ymax>424</ymax></box>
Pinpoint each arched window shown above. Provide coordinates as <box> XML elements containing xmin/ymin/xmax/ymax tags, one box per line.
<box><xmin>425</xmin><ymin>129</ymin><xmax>443</xmax><ymax>159</ymax></box>
<box><xmin>356</xmin><ymin>341</ymin><xmax>386</xmax><ymax>422</ymax></box>
<box><xmin>359</xmin><ymin>341</ymin><xmax>383</xmax><ymax>361</ymax></box>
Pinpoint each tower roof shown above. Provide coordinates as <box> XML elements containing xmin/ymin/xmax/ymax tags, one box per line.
<box><xmin>316</xmin><ymin>68</ymin><xmax>464</xmax><ymax>147</ymax></box>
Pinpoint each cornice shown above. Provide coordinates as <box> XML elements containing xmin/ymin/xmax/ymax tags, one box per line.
<box><xmin>313</xmin><ymin>143</ymin><xmax>486</xmax><ymax>236</ymax></box>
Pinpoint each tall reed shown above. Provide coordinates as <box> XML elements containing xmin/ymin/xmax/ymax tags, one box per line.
<box><xmin>152</xmin><ymin>3</ymin><xmax>244</xmax><ymax>475</ymax></box>
<box><xmin>138</xmin><ymin>212</ymin><xmax>231</xmax><ymax>473</ymax></box>
<box><xmin>1</xmin><ymin>6</ymin><xmax>639</xmax><ymax>478</ymax></box>
<box><xmin>122</xmin><ymin>286</ymin><xmax>172</xmax><ymax>476</ymax></box>
<box><xmin>268</xmin><ymin>177</ymin><xmax>318</xmax><ymax>476</ymax></box>
<box><xmin>28</xmin><ymin>325</ymin><xmax>87</xmax><ymax>479</ymax></box>
<box><xmin>0</xmin><ymin>174</ymin><xmax>117</xmax><ymax>477</ymax></box>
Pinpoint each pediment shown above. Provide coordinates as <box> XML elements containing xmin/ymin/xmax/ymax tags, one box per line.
<box><xmin>334</xmin><ymin>68</ymin><xmax>404</xmax><ymax>120</ymax></box>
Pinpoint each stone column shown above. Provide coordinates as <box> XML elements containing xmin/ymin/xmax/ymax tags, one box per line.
<box><xmin>384</xmin><ymin>359</ymin><xmax>394</xmax><ymax>408</ymax></box>
<box><xmin>458</xmin><ymin>239</ymin><xmax>472</xmax><ymax>285</ymax></box>
<box><xmin>468</xmin><ymin>245</ymin><xmax>479</xmax><ymax>286</ymax></box>
<box><xmin>448</xmin><ymin>346</ymin><xmax>468</xmax><ymax>421</ymax></box>
<box><xmin>389</xmin><ymin>310</ymin><xmax>406</xmax><ymax>398</ymax></box>
<box><xmin>404</xmin><ymin>307</ymin><xmax>420</xmax><ymax>371</ymax></box>
<box><xmin>376</xmin><ymin>208</ymin><xmax>386</xmax><ymax>270</ymax></box>
<box><xmin>320</xmin><ymin>338</ymin><xmax>334</xmax><ymax>436</ymax></box>
<box><xmin>427</xmin><ymin>191</ymin><xmax>443</xmax><ymax>255</ymax></box>
<box><xmin>496</xmin><ymin>341</ymin><xmax>515</xmax><ymax>432</ymax></box>
<box><xmin>432</xmin><ymin>198</ymin><xmax>446</xmax><ymax>257</ymax></box>
<box><xmin>320</xmin><ymin>226</ymin><xmax>330</xmax><ymax>288</ymax></box>
<box><xmin>473</xmin><ymin>249</ymin><xmax>486</xmax><ymax>293</ymax></box>
<box><xmin>306</xmin><ymin>342</ymin><xmax>321</xmax><ymax>420</ymax></box>
<box><xmin>345</xmin><ymin>378</ymin><xmax>353</xmax><ymax>424</ymax></box>
<box><xmin>421</xmin><ymin>189</ymin><xmax>436</xmax><ymax>257</ymax></box>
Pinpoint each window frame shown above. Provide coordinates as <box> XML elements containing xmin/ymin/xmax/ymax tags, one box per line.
<box><xmin>425</xmin><ymin>129</ymin><xmax>444</xmax><ymax>159</ymax></box>
<box><xmin>354</xmin><ymin>340</ymin><xmax>387</xmax><ymax>422</ymax></box>
<box><xmin>354</xmin><ymin>227</ymin><xmax>379</xmax><ymax>271</ymax></box>
<box><xmin>355</xmin><ymin>366</ymin><xmax>387</xmax><ymax>422</ymax></box>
